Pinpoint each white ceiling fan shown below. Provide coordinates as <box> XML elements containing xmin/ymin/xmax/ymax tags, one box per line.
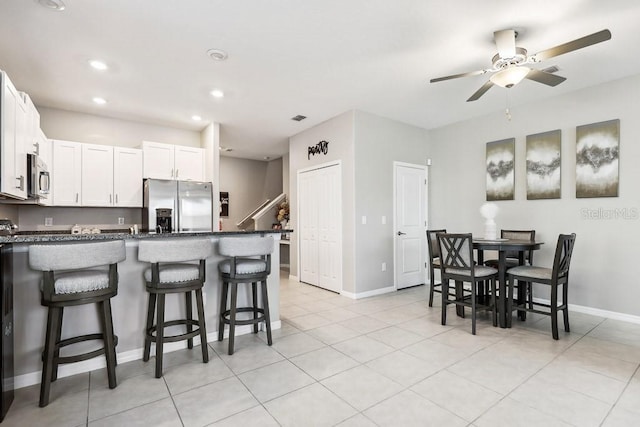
<box><xmin>430</xmin><ymin>28</ymin><xmax>611</xmax><ymax>102</ymax></box>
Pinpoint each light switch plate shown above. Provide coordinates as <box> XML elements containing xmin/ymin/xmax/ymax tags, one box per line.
<box><xmin>361</xmin><ymin>216</ymin><xmax>367</xmax><ymax>225</ymax></box>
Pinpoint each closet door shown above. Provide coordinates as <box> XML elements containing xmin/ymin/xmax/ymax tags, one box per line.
<box><xmin>298</xmin><ymin>163</ymin><xmax>342</xmax><ymax>292</ymax></box>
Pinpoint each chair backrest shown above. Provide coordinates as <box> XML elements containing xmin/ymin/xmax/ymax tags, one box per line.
<box><xmin>437</xmin><ymin>233</ymin><xmax>474</xmax><ymax>271</ymax></box>
<box><xmin>29</xmin><ymin>240</ymin><xmax>126</xmax><ymax>271</ymax></box>
<box><xmin>138</xmin><ymin>238</ymin><xmax>212</xmax><ymax>263</ymax></box>
<box><xmin>551</xmin><ymin>233</ymin><xmax>576</xmax><ymax>281</ymax></box>
<box><xmin>501</xmin><ymin>229</ymin><xmax>536</xmax><ymax>263</ymax></box>
<box><xmin>426</xmin><ymin>229</ymin><xmax>446</xmax><ymax>263</ymax></box>
<box><xmin>218</xmin><ymin>236</ymin><xmax>274</xmax><ymax>257</ymax></box>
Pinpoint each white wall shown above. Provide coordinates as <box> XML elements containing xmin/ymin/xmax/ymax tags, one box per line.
<box><xmin>429</xmin><ymin>73</ymin><xmax>640</xmax><ymax>317</ymax></box>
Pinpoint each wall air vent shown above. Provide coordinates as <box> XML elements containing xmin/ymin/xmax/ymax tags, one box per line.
<box><xmin>291</xmin><ymin>115</ymin><xmax>307</xmax><ymax>121</ymax></box>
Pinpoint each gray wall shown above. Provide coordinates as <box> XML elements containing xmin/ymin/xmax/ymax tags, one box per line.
<box><xmin>429</xmin><ymin>73</ymin><xmax>640</xmax><ymax>317</ymax></box>
<box><xmin>353</xmin><ymin>111</ymin><xmax>430</xmax><ymax>293</ymax></box>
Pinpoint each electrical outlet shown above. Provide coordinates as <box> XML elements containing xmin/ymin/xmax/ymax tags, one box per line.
<box><xmin>117</xmin><ymin>217</ymin><xmax>125</xmax><ymax>225</ymax></box>
<box><xmin>44</xmin><ymin>217</ymin><xmax>53</xmax><ymax>226</ymax></box>
<box><xmin>381</xmin><ymin>262</ymin><xmax>386</xmax><ymax>272</ymax></box>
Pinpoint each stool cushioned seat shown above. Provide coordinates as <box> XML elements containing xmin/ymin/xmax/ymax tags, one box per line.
<box><xmin>52</xmin><ymin>270</ymin><xmax>110</xmax><ymax>294</ymax></box>
<box><xmin>218</xmin><ymin>259</ymin><xmax>267</xmax><ymax>275</ymax></box>
<box><xmin>143</xmin><ymin>263</ymin><xmax>200</xmax><ymax>283</ymax></box>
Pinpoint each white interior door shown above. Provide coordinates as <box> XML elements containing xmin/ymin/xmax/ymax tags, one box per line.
<box><xmin>394</xmin><ymin>162</ymin><xmax>426</xmax><ymax>289</ymax></box>
<box><xmin>299</xmin><ymin>163</ymin><xmax>342</xmax><ymax>292</ymax></box>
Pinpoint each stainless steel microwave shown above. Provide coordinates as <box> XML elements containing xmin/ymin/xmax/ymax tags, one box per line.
<box><xmin>27</xmin><ymin>153</ymin><xmax>50</xmax><ymax>199</ymax></box>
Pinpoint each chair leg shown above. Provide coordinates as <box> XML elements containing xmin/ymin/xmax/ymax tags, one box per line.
<box><xmin>428</xmin><ymin>270</ymin><xmax>435</xmax><ymax>307</ymax></box>
<box><xmin>517</xmin><ymin>280</ymin><xmax>526</xmax><ymax>321</ymax></box>
<box><xmin>441</xmin><ymin>279</ymin><xmax>448</xmax><ymax>326</ymax></box>
<box><xmin>471</xmin><ymin>280</ymin><xmax>477</xmax><ymax>335</ymax></box>
<box><xmin>155</xmin><ymin>294</ymin><xmax>166</xmax><ymax>377</ymax></box>
<box><xmin>186</xmin><ymin>291</ymin><xmax>193</xmax><ymax>349</ymax></box>
<box><xmin>562</xmin><ymin>282</ymin><xmax>570</xmax><ymax>333</ymax></box>
<box><xmin>550</xmin><ymin>283</ymin><xmax>559</xmax><ymax>340</ymax></box>
<box><xmin>506</xmin><ymin>276</ymin><xmax>513</xmax><ymax>328</ymax></box>
<box><xmin>261</xmin><ymin>279</ymin><xmax>273</xmax><ymax>346</ymax></box>
<box><xmin>218</xmin><ymin>281</ymin><xmax>228</xmax><ymax>342</ymax></box>
<box><xmin>455</xmin><ymin>281</ymin><xmax>465</xmax><ymax>318</ymax></box>
<box><xmin>51</xmin><ymin>306</ymin><xmax>63</xmax><ymax>382</ymax></box>
<box><xmin>143</xmin><ymin>293</ymin><xmax>156</xmax><ymax>362</ymax></box>
<box><xmin>228</xmin><ymin>283</ymin><xmax>238</xmax><ymax>355</ymax></box>
<box><xmin>252</xmin><ymin>282</ymin><xmax>259</xmax><ymax>334</ymax></box>
<box><xmin>195</xmin><ymin>288</ymin><xmax>209</xmax><ymax>363</ymax></box>
<box><xmin>40</xmin><ymin>306</ymin><xmax>61</xmax><ymax>407</ymax></box>
<box><xmin>491</xmin><ymin>278</ymin><xmax>497</xmax><ymax>327</ymax></box>
<box><xmin>100</xmin><ymin>299</ymin><xmax>118</xmax><ymax>389</ymax></box>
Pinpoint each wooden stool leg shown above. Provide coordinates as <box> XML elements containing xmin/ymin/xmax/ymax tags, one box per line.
<box><xmin>155</xmin><ymin>294</ymin><xmax>166</xmax><ymax>378</ymax></box>
<box><xmin>252</xmin><ymin>282</ymin><xmax>259</xmax><ymax>333</ymax></box>
<box><xmin>40</xmin><ymin>306</ymin><xmax>61</xmax><ymax>407</ymax></box>
<box><xmin>186</xmin><ymin>291</ymin><xmax>194</xmax><ymax>349</ymax></box>
<box><xmin>228</xmin><ymin>283</ymin><xmax>238</xmax><ymax>355</ymax></box>
<box><xmin>143</xmin><ymin>293</ymin><xmax>156</xmax><ymax>362</ymax></box>
<box><xmin>218</xmin><ymin>281</ymin><xmax>228</xmax><ymax>342</ymax></box>
<box><xmin>100</xmin><ymin>299</ymin><xmax>118</xmax><ymax>389</ymax></box>
<box><xmin>195</xmin><ymin>289</ymin><xmax>209</xmax><ymax>363</ymax></box>
<box><xmin>261</xmin><ymin>279</ymin><xmax>272</xmax><ymax>346</ymax></box>
<box><xmin>51</xmin><ymin>306</ymin><xmax>64</xmax><ymax>382</ymax></box>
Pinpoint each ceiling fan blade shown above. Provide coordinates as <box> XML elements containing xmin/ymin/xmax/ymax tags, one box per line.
<box><xmin>430</xmin><ymin>69</ymin><xmax>486</xmax><ymax>83</ymax></box>
<box><xmin>533</xmin><ymin>29</ymin><xmax>611</xmax><ymax>61</ymax></box>
<box><xmin>467</xmin><ymin>80</ymin><xmax>494</xmax><ymax>102</ymax></box>
<box><xmin>526</xmin><ymin>69</ymin><xmax>566</xmax><ymax>86</ymax></box>
<box><xmin>494</xmin><ymin>29</ymin><xmax>516</xmax><ymax>58</ymax></box>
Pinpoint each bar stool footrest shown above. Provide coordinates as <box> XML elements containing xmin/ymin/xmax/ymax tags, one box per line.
<box><xmin>147</xmin><ymin>319</ymin><xmax>203</xmax><ymax>344</ymax></box>
<box><xmin>44</xmin><ymin>334</ymin><xmax>119</xmax><ymax>365</ymax></box>
<box><xmin>221</xmin><ymin>307</ymin><xmax>266</xmax><ymax>326</ymax></box>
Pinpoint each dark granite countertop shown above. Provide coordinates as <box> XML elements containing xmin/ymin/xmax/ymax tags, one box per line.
<box><xmin>0</xmin><ymin>229</ymin><xmax>292</xmax><ymax>244</ymax></box>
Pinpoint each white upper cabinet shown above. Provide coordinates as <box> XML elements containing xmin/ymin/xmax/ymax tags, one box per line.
<box><xmin>38</xmin><ymin>130</ymin><xmax>53</xmax><ymax>206</ymax></box>
<box><xmin>142</xmin><ymin>141</ymin><xmax>204</xmax><ymax>181</ymax></box>
<box><xmin>81</xmin><ymin>144</ymin><xmax>114</xmax><ymax>206</ymax></box>
<box><xmin>52</xmin><ymin>139</ymin><xmax>82</xmax><ymax>206</ymax></box>
<box><xmin>174</xmin><ymin>146</ymin><xmax>205</xmax><ymax>181</ymax></box>
<box><xmin>113</xmin><ymin>147</ymin><xmax>142</xmax><ymax>207</ymax></box>
<box><xmin>22</xmin><ymin>93</ymin><xmax>40</xmax><ymax>156</ymax></box>
<box><xmin>1</xmin><ymin>71</ymin><xmax>28</xmax><ymax>199</ymax></box>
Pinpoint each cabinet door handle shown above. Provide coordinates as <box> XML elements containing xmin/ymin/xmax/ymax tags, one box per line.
<box><xmin>110</xmin><ymin>194</ymin><xmax>112</xmax><ymax>204</ymax></box>
<box><xmin>176</xmin><ymin>169</ymin><xmax>179</xmax><ymax>178</ymax></box>
<box><xmin>76</xmin><ymin>193</ymin><xmax>79</xmax><ymax>203</ymax></box>
<box><xmin>171</xmin><ymin>168</ymin><xmax>174</xmax><ymax>178</ymax></box>
<box><xmin>33</xmin><ymin>142</ymin><xmax>40</xmax><ymax>155</ymax></box>
<box><xmin>115</xmin><ymin>194</ymin><xmax>118</xmax><ymax>204</ymax></box>
<box><xmin>15</xmin><ymin>176</ymin><xmax>24</xmax><ymax>191</ymax></box>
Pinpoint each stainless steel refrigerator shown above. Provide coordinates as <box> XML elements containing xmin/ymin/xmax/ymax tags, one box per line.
<box><xmin>143</xmin><ymin>179</ymin><xmax>213</xmax><ymax>232</ymax></box>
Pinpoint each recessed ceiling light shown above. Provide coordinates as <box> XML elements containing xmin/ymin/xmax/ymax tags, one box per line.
<box><xmin>37</xmin><ymin>0</ymin><xmax>66</xmax><ymax>11</ymax></box>
<box><xmin>92</xmin><ymin>97</ymin><xmax>107</xmax><ymax>105</ymax></box>
<box><xmin>210</xmin><ymin>89</ymin><xmax>224</xmax><ymax>98</ymax></box>
<box><xmin>88</xmin><ymin>59</ymin><xmax>108</xmax><ymax>71</ymax></box>
<box><xmin>191</xmin><ymin>115</ymin><xmax>202</xmax><ymax>121</ymax></box>
<box><xmin>207</xmin><ymin>49</ymin><xmax>228</xmax><ymax>61</ymax></box>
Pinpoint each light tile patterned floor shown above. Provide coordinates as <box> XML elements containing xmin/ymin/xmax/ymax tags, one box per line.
<box><xmin>4</xmin><ymin>272</ymin><xmax>640</xmax><ymax>426</ymax></box>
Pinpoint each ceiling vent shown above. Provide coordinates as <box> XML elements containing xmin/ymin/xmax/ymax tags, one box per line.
<box><xmin>541</xmin><ymin>65</ymin><xmax>560</xmax><ymax>74</ymax></box>
<box><xmin>291</xmin><ymin>115</ymin><xmax>307</xmax><ymax>121</ymax></box>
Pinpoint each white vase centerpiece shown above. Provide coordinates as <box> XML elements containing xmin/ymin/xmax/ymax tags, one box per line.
<box><xmin>479</xmin><ymin>202</ymin><xmax>499</xmax><ymax>240</ymax></box>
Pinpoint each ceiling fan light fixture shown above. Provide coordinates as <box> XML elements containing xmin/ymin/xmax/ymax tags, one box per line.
<box><xmin>490</xmin><ymin>66</ymin><xmax>530</xmax><ymax>88</ymax></box>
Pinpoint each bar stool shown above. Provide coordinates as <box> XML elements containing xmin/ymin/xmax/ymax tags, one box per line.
<box><xmin>29</xmin><ymin>240</ymin><xmax>126</xmax><ymax>407</ymax></box>
<box><xmin>138</xmin><ymin>238</ymin><xmax>211</xmax><ymax>378</ymax></box>
<box><xmin>218</xmin><ymin>236</ymin><xmax>274</xmax><ymax>355</ymax></box>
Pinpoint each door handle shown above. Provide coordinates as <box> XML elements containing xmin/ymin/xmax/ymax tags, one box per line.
<box><xmin>397</xmin><ymin>231</ymin><xmax>406</xmax><ymax>236</ymax></box>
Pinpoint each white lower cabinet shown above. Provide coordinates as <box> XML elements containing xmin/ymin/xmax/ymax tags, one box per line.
<box><xmin>52</xmin><ymin>140</ymin><xmax>82</xmax><ymax>206</ymax></box>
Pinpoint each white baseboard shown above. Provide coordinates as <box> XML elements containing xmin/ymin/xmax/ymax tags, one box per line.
<box><xmin>13</xmin><ymin>321</ymin><xmax>281</xmax><ymax>390</ymax></box>
<box><xmin>341</xmin><ymin>285</ymin><xmax>396</xmax><ymax>300</ymax></box>
<box><xmin>532</xmin><ymin>297</ymin><xmax>640</xmax><ymax>324</ymax></box>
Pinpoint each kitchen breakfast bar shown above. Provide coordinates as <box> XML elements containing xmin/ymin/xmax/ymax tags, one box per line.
<box><xmin>0</xmin><ymin>229</ymin><xmax>287</xmax><ymax>408</ymax></box>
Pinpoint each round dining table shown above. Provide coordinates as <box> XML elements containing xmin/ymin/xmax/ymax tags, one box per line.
<box><xmin>473</xmin><ymin>238</ymin><xmax>543</xmax><ymax>328</ymax></box>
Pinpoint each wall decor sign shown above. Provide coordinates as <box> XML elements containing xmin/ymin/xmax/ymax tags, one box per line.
<box><xmin>576</xmin><ymin>119</ymin><xmax>619</xmax><ymax>198</ymax></box>
<box><xmin>308</xmin><ymin>140</ymin><xmax>329</xmax><ymax>160</ymax></box>
<box><xmin>219</xmin><ymin>192</ymin><xmax>229</xmax><ymax>217</ymax></box>
<box><xmin>526</xmin><ymin>130</ymin><xmax>561</xmax><ymax>200</ymax></box>
<box><xmin>486</xmin><ymin>138</ymin><xmax>515</xmax><ymax>201</ymax></box>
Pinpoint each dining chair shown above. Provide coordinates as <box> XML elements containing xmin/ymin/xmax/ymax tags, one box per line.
<box><xmin>437</xmin><ymin>233</ymin><xmax>498</xmax><ymax>335</ymax></box>
<box><xmin>484</xmin><ymin>229</ymin><xmax>536</xmax><ymax>316</ymax></box>
<box><xmin>426</xmin><ymin>229</ymin><xmax>446</xmax><ymax>307</ymax></box>
<box><xmin>506</xmin><ymin>233</ymin><xmax>576</xmax><ymax>339</ymax></box>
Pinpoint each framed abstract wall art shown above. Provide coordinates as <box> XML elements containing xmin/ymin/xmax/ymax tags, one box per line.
<box><xmin>576</xmin><ymin>119</ymin><xmax>619</xmax><ymax>198</ymax></box>
<box><xmin>486</xmin><ymin>138</ymin><xmax>515</xmax><ymax>201</ymax></box>
<box><xmin>526</xmin><ymin>130</ymin><xmax>561</xmax><ymax>200</ymax></box>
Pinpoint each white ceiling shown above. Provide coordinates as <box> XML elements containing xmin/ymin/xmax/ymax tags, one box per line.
<box><xmin>2</xmin><ymin>0</ymin><xmax>640</xmax><ymax>160</ymax></box>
